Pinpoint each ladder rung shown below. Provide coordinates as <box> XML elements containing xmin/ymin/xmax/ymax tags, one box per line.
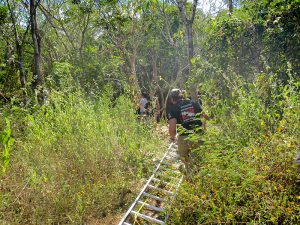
<box><xmin>161</xmin><ymin>162</ymin><xmax>181</xmax><ymax>170</ymax></box>
<box><xmin>166</xmin><ymin>156</ymin><xmax>179</xmax><ymax>162</ymax></box>
<box><xmin>160</xmin><ymin>168</ymin><xmax>181</xmax><ymax>174</ymax></box>
<box><xmin>118</xmin><ymin>144</ymin><xmax>181</xmax><ymax>225</ymax></box>
<box><xmin>142</xmin><ymin>192</ymin><xmax>165</xmax><ymax>202</ymax></box>
<box><xmin>155</xmin><ymin>172</ymin><xmax>179</xmax><ymax>180</ymax></box>
<box><xmin>165</xmin><ymin>156</ymin><xmax>175</xmax><ymax>161</ymax></box>
<box><xmin>137</xmin><ymin>200</ymin><xmax>165</xmax><ymax>212</ymax></box>
<box><xmin>152</xmin><ymin>177</ymin><xmax>175</xmax><ymax>187</ymax></box>
<box><xmin>161</xmin><ymin>161</ymin><xmax>172</xmax><ymax>166</ymax></box>
<box><xmin>165</xmin><ymin>156</ymin><xmax>179</xmax><ymax>162</ymax></box>
<box><xmin>167</xmin><ymin>152</ymin><xmax>178</xmax><ymax>157</ymax></box>
<box><xmin>168</xmin><ymin>152</ymin><xmax>177</xmax><ymax>156</ymax></box>
<box><xmin>131</xmin><ymin>211</ymin><xmax>165</xmax><ymax>224</ymax></box>
<box><xmin>148</xmin><ymin>184</ymin><xmax>174</xmax><ymax>195</ymax></box>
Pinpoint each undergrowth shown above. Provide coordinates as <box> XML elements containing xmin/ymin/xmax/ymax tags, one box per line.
<box><xmin>0</xmin><ymin>88</ymin><xmax>164</xmax><ymax>224</ymax></box>
<box><xmin>168</xmin><ymin>74</ymin><xmax>300</xmax><ymax>224</ymax></box>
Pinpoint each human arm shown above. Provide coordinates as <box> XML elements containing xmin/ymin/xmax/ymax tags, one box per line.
<box><xmin>166</xmin><ymin>103</ymin><xmax>179</xmax><ymax>141</ymax></box>
<box><xmin>201</xmin><ymin>113</ymin><xmax>209</xmax><ymax>120</ymax></box>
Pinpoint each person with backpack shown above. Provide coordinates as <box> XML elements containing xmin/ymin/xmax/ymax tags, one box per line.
<box><xmin>138</xmin><ymin>92</ymin><xmax>149</xmax><ymax>115</ymax></box>
<box><xmin>167</xmin><ymin>88</ymin><xmax>206</xmax><ymax>171</ymax></box>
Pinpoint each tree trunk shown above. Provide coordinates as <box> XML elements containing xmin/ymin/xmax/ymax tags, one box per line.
<box><xmin>16</xmin><ymin>43</ymin><xmax>26</xmax><ymax>96</ymax></box>
<box><xmin>228</xmin><ymin>0</ymin><xmax>233</xmax><ymax>15</ymax></box>
<box><xmin>186</xmin><ymin>21</ymin><xmax>194</xmax><ymax>65</ymax></box>
<box><xmin>177</xmin><ymin>0</ymin><xmax>197</xmax><ymax>62</ymax></box>
<box><xmin>152</xmin><ymin>56</ymin><xmax>158</xmax><ymax>83</ymax></box>
<box><xmin>30</xmin><ymin>0</ymin><xmax>44</xmax><ymax>105</ymax></box>
<box><xmin>6</xmin><ymin>0</ymin><xmax>27</xmax><ymax>101</ymax></box>
<box><xmin>128</xmin><ymin>47</ymin><xmax>141</xmax><ymax>102</ymax></box>
<box><xmin>176</xmin><ymin>0</ymin><xmax>198</xmax><ymax>101</ymax></box>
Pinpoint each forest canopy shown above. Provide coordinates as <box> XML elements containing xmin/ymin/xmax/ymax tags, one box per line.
<box><xmin>0</xmin><ymin>0</ymin><xmax>299</xmax><ymax>103</ymax></box>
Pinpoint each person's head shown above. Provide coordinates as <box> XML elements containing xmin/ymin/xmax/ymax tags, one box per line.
<box><xmin>169</xmin><ymin>88</ymin><xmax>182</xmax><ymax>104</ymax></box>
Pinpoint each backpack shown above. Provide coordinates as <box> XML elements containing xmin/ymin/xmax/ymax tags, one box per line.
<box><xmin>178</xmin><ymin>100</ymin><xmax>202</xmax><ymax>129</ymax></box>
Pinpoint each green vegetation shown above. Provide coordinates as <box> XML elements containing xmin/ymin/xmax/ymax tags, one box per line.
<box><xmin>168</xmin><ymin>75</ymin><xmax>300</xmax><ymax>224</ymax></box>
<box><xmin>0</xmin><ymin>89</ymin><xmax>164</xmax><ymax>224</ymax></box>
<box><xmin>1</xmin><ymin>0</ymin><xmax>300</xmax><ymax>224</ymax></box>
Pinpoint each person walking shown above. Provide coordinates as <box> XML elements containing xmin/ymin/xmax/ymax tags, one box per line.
<box><xmin>166</xmin><ymin>89</ymin><xmax>206</xmax><ymax>172</ymax></box>
<box><xmin>139</xmin><ymin>92</ymin><xmax>149</xmax><ymax>115</ymax></box>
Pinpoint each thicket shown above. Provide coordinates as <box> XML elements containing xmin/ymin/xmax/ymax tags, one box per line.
<box><xmin>1</xmin><ymin>0</ymin><xmax>300</xmax><ymax>224</ymax></box>
<box><xmin>168</xmin><ymin>1</ymin><xmax>300</xmax><ymax>223</ymax></box>
<box><xmin>168</xmin><ymin>75</ymin><xmax>300</xmax><ymax>224</ymax></box>
<box><xmin>0</xmin><ymin>88</ymin><xmax>165</xmax><ymax>224</ymax></box>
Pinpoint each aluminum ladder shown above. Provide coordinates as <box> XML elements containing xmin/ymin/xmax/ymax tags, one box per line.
<box><xmin>118</xmin><ymin>143</ymin><xmax>183</xmax><ymax>225</ymax></box>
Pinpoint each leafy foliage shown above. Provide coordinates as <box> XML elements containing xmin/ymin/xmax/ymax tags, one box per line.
<box><xmin>0</xmin><ymin>118</ymin><xmax>14</xmax><ymax>174</ymax></box>
<box><xmin>168</xmin><ymin>75</ymin><xmax>300</xmax><ymax>224</ymax></box>
<box><xmin>0</xmin><ymin>0</ymin><xmax>300</xmax><ymax>223</ymax></box>
<box><xmin>0</xmin><ymin>88</ymin><xmax>164</xmax><ymax>224</ymax></box>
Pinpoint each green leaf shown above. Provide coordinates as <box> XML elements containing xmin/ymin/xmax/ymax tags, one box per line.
<box><xmin>190</xmin><ymin>57</ymin><xmax>196</xmax><ymax>65</ymax></box>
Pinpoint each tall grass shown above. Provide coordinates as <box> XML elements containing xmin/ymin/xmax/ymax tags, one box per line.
<box><xmin>0</xmin><ymin>88</ymin><xmax>165</xmax><ymax>224</ymax></box>
<box><xmin>168</xmin><ymin>75</ymin><xmax>300</xmax><ymax>224</ymax></box>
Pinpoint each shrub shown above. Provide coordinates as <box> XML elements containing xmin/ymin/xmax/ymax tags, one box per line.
<box><xmin>0</xmin><ymin>89</ymin><xmax>164</xmax><ymax>224</ymax></box>
<box><xmin>168</xmin><ymin>75</ymin><xmax>300</xmax><ymax>224</ymax></box>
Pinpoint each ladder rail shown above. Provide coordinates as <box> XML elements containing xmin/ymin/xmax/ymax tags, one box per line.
<box><xmin>137</xmin><ymin>200</ymin><xmax>166</xmax><ymax>212</ymax></box>
<box><xmin>118</xmin><ymin>143</ymin><xmax>175</xmax><ymax>225</ymax></box>
<box><xmin>142</xmin><ymin>192</ymin><xmax>165</xmax><ymax>202</ymax></box>
<box><xmin>130</xmin><ymin>211</ymin><xmax>166</xmax><ymax>224</ymax></box>
<box><xmin>165</xmin><ymin>175</ymin><xmax>184</xmax><ymax>221</ymax></box>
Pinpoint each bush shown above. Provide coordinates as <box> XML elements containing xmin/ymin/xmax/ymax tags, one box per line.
<box><xmin>168</xmin><ymin>75</ymin><xmax>300</xmax><ymax>224</ymax></box>
<box><xmin>0</xmin><ymin>89</ymin><xmax>165</xmax><ymax>224</ymax></box>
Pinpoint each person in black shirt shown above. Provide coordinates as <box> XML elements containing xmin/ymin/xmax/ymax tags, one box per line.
<box><xmin>167</xmin><ymin>89</ymin><xmax>205</xmax><ymax>171</ymax></box>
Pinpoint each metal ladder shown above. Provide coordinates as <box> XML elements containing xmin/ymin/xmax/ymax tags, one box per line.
<box><xmin>118</xmin><ymin>143</ymin><xmax>183</xmax><ymax>225</ymax></box>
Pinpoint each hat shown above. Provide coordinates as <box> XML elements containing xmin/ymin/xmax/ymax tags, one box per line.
<box><xmin>169</xmin><ymin>89</ymin><xmax>181</xmax><ymax>98</ymax></box>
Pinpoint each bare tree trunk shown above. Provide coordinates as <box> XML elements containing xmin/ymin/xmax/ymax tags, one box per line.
<box><xmin>128</xmin><ymin>47</ymin><xmax>141</xmax><ymax>102</ymax></box>
<box><xmin>186</xmin><ymin>21</ymin><xmax>194</xmax><ymax>64</ymax></box>
<box><xmin>6</xmin><ymin>0</ymin><xmax>27</xmax><ymax>101</ymax></box>
<box><xmin>255</xmin><ymin>26</ymin><xmax>264</xmax><ymax>74</ymax></box>
<box><xmin>16</xmin><ymin>43</ymin><xmax>26</xmax><ymax>94</ymax></box>
<box><xmin>30</xmin><ymin>0</ymin><xmax>44</xmax><ymax>105</ymax></box>
<box><xmin>79</xmin><ymin>10</ymin><xmax>91</xmax><ymax>59</ymax></box>
<box><xmin>152</xmin><ymin>56</ymin><xmax>158</xmax><ymax>83</ymax></box>
<box><xmin>228</xmin><ymin>0</ymin><xmax>233</xmax><ymax>15</ymax></box>
<box><xmin>176</xmin><ymin>0</ymin><xmax>198</xmax><ymax>101</ymax></box>
<box><xmin>177</xmin><ymin>0</ymin><xmax>197</xmax><ymax>65</ymax></box>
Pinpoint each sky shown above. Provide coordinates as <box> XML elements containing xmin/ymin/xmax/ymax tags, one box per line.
<box><xmin>196</xmin><ymin>0</ymin><xmax>226</xmax><ymax>14</ymax></box>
